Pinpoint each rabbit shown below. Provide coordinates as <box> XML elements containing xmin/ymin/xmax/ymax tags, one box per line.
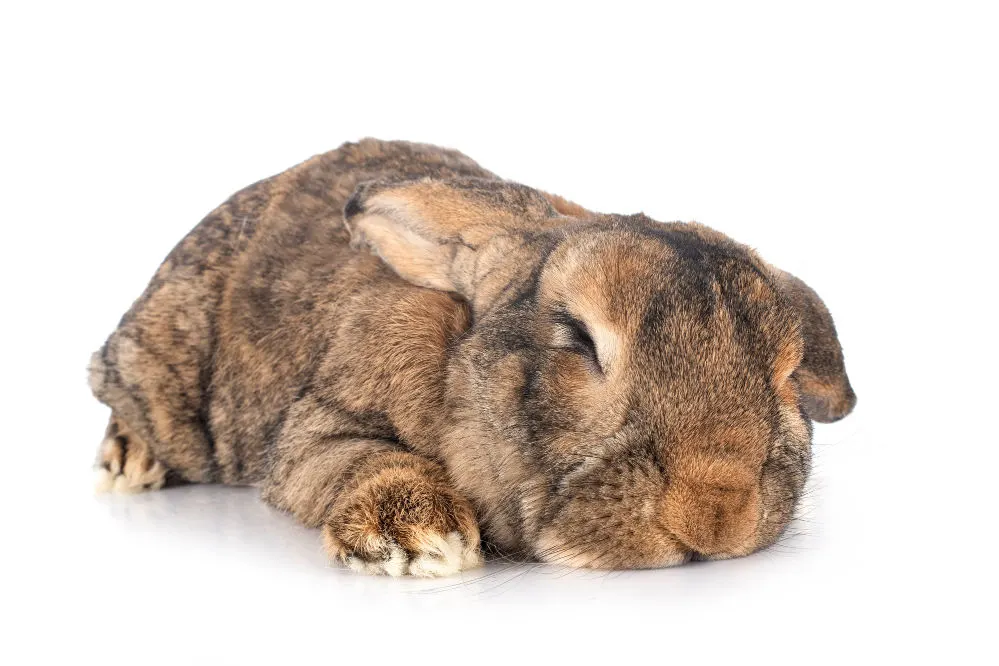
<box><xmin>89</xmin><ymin>138</ymin><xmax>856</xmax><ymax>576</ymax></box>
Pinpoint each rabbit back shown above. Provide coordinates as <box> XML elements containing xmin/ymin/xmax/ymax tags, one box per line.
<box><xmin>89</xmin><ymin>139</ymin><xmax>492</xmax><ymax>483</ymax></box>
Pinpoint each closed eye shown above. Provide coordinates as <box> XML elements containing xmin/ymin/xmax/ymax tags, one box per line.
<box><xmin>552</xmin><ymin>309</ymin><xmax>602</xmax><ymax>373</ymax></box>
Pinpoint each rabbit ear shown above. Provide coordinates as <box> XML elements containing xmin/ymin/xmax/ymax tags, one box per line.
<box><xmin>344</xmin><ymin>177</ymin><xmax>571</xmax><ymax>299</ymax></box>
<box><xmin>772</xmin><ymin>268</ymin><xmax>857</xmax><ymax>422</ymax></box>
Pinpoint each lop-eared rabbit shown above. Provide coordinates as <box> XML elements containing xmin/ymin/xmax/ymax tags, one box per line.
<box><xmin>90</xmin><ymin>139</ymin><xmax>855</xmax><ymax>576</ymax></box>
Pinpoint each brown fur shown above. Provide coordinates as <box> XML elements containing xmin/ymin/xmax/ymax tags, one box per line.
<box><xmin>89</xmin><ymin>139</ymin><xmax>855</xmax><ymax>575</ymax></box>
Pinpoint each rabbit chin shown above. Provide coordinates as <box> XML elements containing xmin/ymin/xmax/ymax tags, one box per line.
<box><xmin>532</xmin><ymin>528</ymin><xmax>693</xmax><ymax>570</ymax></box>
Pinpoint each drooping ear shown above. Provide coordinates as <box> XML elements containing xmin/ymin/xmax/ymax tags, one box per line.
<box><xmin>343</xmin><ymin>177</ymin><xmax>574</xmax><ymax>300</ymax></box>
<box><xmin>771</xmin><ymin>267</ymin><xmax>857</xmax><ymax>422</ymax></box>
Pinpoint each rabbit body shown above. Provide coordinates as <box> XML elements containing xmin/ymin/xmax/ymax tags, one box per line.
<box><xmin>90</xmin><ymin>139</ymin><xmax>855</xmax><ymax>576</ymax></box>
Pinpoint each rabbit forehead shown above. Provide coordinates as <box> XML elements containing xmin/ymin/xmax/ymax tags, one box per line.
<box><xmin>539</xmin><ymin>227</ymin><xmax>674</xmax><ymax>320</ymax></box>
<box><xmin>533</xmin><ymin>222</ymin><xmax>798</xmax><ymax>371</ymax></box>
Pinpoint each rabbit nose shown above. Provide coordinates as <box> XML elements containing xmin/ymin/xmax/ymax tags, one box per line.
<box><xmin>663</xmin><ymin>476</ymin><xmax>761</xmax><ymax>556</ymax></box>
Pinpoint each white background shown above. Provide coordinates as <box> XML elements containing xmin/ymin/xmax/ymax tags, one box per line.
<box><xmin>2</xmin><ymin>2</ymin><xmax>997</xmax><ymax>663</ymax></box>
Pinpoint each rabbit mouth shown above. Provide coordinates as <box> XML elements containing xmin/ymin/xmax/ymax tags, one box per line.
<box><xmin>532</xmin><ymin>521</ymin><xmax>765</xmax><ymax>569</ymax></box>
<box><xmin>527</xmin><ymin>477</ymin><xmax>770</xmax><ymax>569</ymax></box>
<box><xmin>532</xmin><ymin>523</ymin><xmax>697</xmax><ymax>570</ymax></box>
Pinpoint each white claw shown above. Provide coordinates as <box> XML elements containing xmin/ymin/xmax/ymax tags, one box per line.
<box><xmin>344</xmin><ymin>530</ymin><xmax>483</xmax><ymax>578</ymax></box>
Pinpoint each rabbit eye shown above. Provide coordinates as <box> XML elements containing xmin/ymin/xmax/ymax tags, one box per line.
<box><xmin>552</xmin><ymin>309</ymin><xmax>602</xmax><ymax>373</ymax></box>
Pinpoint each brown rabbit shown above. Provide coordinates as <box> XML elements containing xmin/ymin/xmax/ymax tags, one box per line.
<box><xmin>89</xmin><ymin>139</ymin><xmax>856</xmax><ymax>576</ymax></box>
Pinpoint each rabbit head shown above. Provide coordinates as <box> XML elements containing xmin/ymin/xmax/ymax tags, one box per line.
<box><xmin>345</xmin><ymin>177</ymin><xmax>855</xmax><ymax>568</ymax></box>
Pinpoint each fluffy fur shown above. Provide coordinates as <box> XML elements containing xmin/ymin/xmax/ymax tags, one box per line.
<box><xmin>89</xmin><ymin>139</ymin><xmax>856</xmax><ymax>575</ymax></box>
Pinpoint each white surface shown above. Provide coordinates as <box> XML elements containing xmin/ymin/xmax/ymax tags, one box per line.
<box><xmin>2</xmin><ymin>2</ymin><xmax>996</xmax><ymax>664</ymax></box>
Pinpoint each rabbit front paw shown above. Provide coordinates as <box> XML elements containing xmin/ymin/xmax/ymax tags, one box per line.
<box><xmin>322</xmin><ymin>462</ymin><xmax>482</xmax><ymax>577</ymax></box>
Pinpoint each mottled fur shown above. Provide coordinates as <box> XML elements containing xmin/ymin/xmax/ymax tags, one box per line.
<box><xmin>89</xmin><ymin>139</ymin><xmax>855</xmax><ymax>575</ymax></box>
